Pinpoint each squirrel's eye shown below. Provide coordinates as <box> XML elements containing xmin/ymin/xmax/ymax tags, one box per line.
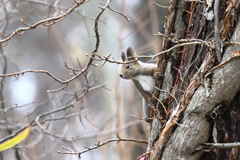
<box><xmin>125</xmin><ymin>65</ymin><xmax>130</xmax><ymax>69</ymax></box>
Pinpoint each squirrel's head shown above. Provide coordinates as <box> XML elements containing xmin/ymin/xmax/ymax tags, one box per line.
<box><xmin>119</xmin><ymin>46</ymin><xmax>140</xmax><ymax>79</ymax></box>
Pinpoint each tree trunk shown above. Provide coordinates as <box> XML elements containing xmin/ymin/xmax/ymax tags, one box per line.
<box><xmin>148</xmin><ymin>0</ymin><xmax>240</xmax><ymax>159</ymax></box>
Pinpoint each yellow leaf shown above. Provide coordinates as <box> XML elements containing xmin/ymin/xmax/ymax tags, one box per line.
<box><xmin>0</xmin><ymin>125</ymin><xmax>31</xmax><ymax>152</ymax></box>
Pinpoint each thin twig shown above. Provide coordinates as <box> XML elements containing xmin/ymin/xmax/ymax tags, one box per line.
<box><xmin>129</xmin><ymin>114</ymin><xmax>145</xmax><ymax>121</ymax></box>
<box><xmin>0</xmin><ymin>69</ymin><xmax>84</xmax><ymax>92</ymax></box>
<box><xmin>0</xmin><ymin>0</ymin><xmax>86</xmax><ymax>45</ymax></box>
<box><xmin>154</xmin><ymin>87</ymin><xmax>178</xmax><ymax>105</ymax></box>
<box><xmin>151</xmin><ymin>2</ymin><xmax>169</xmax><ymax>8</ymax></box>
<box><xmin>137</xmin><ymin>151</ymin><xmax>152</xmax><ymax>160</ymax></box>
<box><xmin>196</xmin><ymin>142</ymin><xmax>240</xmax><ymax>151</ymax></box>
<box><xmin>57</xmin><ymin>134</ymin><xmax>147</xmax><ymax>158</ymax></box>
<box><xmin>99</xmin><ymin>2</ymin><xmax>130</xmax><ymax>21</ymax></box>
<box><xmin>154</xmin><ymin>41</ymin><xmax>214</xmax><ymax>58</ymax></box>
<box><xmin>207</xmin><ymin>55</ymin><xmax>240</xmax><ymax>73</ymax></box>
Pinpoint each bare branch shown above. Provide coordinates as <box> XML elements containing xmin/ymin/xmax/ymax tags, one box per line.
<box><xmin>99</xmin><ymin>2</ymin><xmax>130</xmax><ymax>21</ymax></box>
<box><xmin>196</xmin><ymin>142</ymin><xmax>240</xmax><ymax>151</ymax></box>
<box><xmin>154</xmin><ymin>87</ymin><xmax>179</xmax><ymax>105</ymax></box>
<box><xmin>137</xmin><ymin>151</ymin><xmax>152</xmax><ymax>160</ymax></box>
<box><xmin>207</xmin><ymin>54</ymin><xmax>240</xmax><ymax>73</ymax></box>
<box><xmin>0</xmin><ymin>0</ymin><xmax>86</xmax><ymax>45</ymax></box>
<box><xmin>35</xmin><ymin>83</ymin><xmax>109</xmax><ymax>123</ymax></box>
<box><xmin>151</xmin><ymin>2</ymin><xmax>169</xmax><ymax>9</ymax></box>
<box><xmin>57</xmin><ymin>134</ymin><xmax>147</xmax><ymax>158</ymax></box>
<box><xmin>0</xmin><ymin>69</ymin><xmax>84</xmax><ymax>92</ymax></box>
<box><xmin>154</xmin><ymin>40</ymin><xmax>215</xmax><ymax>58</ymax></box>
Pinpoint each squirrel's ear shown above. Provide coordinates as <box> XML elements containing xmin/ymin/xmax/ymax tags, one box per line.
<box><xmin>121</xmin><ymin>51</ymin><xmax>126</xmax><ymax>62</ymax></box>
<box><xmin>126</xmin><ymin>46</ymin><xmax>135</xmax><ymax>58</ymax></box>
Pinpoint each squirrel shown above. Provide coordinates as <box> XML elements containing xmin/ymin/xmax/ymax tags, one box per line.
<box><xmin>119</xmin><ymin>46</ymin><xmax>161</xmax><ymax>122</ymax></box>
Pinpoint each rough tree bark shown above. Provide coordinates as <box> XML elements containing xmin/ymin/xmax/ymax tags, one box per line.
<box><xmin>147</xmin><ymin>0</ymin><xmax>240</xmax><ymax>160</ymax></box>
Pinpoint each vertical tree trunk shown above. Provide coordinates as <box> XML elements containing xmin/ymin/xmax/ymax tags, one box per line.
<box><xmin>148</xmin><ymin>0</ymin><xmax>240</xmax><ymax>159</ymax></box>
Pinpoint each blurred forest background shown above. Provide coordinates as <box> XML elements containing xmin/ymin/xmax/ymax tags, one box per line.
<box><xmin>0</xmin><ymin>0</ymin><xmax>168</xmax><ymax>159</ymax></box>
